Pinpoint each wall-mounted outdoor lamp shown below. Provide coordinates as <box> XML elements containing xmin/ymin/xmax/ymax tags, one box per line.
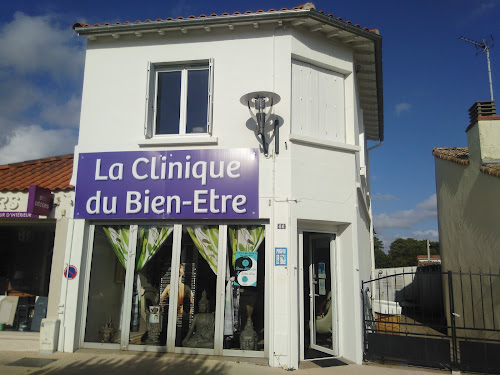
<box><xmin>240</xmin><ymin>91</ymin><xmax>280</xmax><ymax>156</ymax></box>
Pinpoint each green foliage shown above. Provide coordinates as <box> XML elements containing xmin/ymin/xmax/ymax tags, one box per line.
<box><xmin>374</xmin><ymin>235</ymin><xmax>439</xmax><ymax>269</ymax></box>
<box><xmin>374</xmin><ymin>234</ymin><xmax>390</xmax><ymax>269</ymax></box>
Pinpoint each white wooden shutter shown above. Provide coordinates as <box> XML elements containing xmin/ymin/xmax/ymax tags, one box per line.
<box><xmin>144</xmin><ymin>61</ymin><xmax>155</xmax><ymax>138</ymax></box>
<box><xmin>207</xmin><ymin>58</ymin><xmax>214</xmax><ymax>134</ymax></box>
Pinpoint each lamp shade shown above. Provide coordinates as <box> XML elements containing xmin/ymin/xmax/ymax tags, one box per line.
<box><xmin>240</xmin><ymin>91</ymin><xmax>281</xmax><ymax>108</ymax></box>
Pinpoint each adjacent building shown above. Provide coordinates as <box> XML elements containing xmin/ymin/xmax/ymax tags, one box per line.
<box><xmin>0</xmin><ymin>154</ymin><xmax>74</xmax><ymax>351</ymax></box>
<box><xmin>433</xmin><ymin>101</ymin><xmax>500</xmax><ymax>345</ymax></box>
<box><xmin>433</xmin><ymin>102</ymin><xmax>499</xmax><ymax>273</ymax></box>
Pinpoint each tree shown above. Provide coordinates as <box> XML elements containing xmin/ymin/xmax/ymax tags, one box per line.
<box><xmin>374</xmin><ymin>234</ymin><xmax>392</xmax><ymax>268</ymax></box>
<box><xmin>388</xmin><ymin>238</ymin><xmax>439</xmax><ymax>267</ymax></box>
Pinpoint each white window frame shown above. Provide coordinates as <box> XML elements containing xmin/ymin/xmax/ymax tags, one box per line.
<box><xmin>144</xmin><ymin>59</ymin><xmax>214</xmax><ymax>139</ymax></box>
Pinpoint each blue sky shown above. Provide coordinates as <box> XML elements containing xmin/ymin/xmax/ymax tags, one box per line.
<box><xmin>0</xmin><ymin>0</ymin><xmax>498</xmax><ymax>249</ymax></box>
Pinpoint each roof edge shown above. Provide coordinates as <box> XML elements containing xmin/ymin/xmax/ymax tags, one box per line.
<box><xmin>0</xmin><ymin>153</ymin><xmax>74</xmax><ymax>169</ymax></box>
<box><xmin>73</xmin><ymin>8</ymin><xmax>381</xmax><ymax>39</ymax></box>
<box><xmin>432</xmin><ymin>147</ymin><xmax>469</xmax><ymax>166</ymax></box>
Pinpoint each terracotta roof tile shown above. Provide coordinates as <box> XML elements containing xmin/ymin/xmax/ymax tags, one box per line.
<box><xmin>417</xmin><ymin>255</ymin><xmax>441</xmax><ymax>259</ymax></box>
<box><xmin>480</xmin><ymin>163</ymin><xmax>500</xmax><ymax>178</ymax></box>
<box><xmin>0</xmin><ymin>154</ymin><xmax>74</xmax><ymax>192</ymax></box>
<box><xmin>432</xmin><ymin>147</ymin><xmax>469</xmax><ymax>166</ymax></box>
<box><xmin>433</xmin><ymin>147</ymin><xmax>500</xmax><ymax>178</ymax></box>
<box><xmin>72</xmin><ymin>3</ymin><xmax>379</xmax><ymax>35</ymax></box>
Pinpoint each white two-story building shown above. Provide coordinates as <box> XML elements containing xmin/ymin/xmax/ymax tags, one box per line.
<box><xmin>60</xmin><ymin>3</ymin><xmax>384</xmax><ymax>368</ymax></box>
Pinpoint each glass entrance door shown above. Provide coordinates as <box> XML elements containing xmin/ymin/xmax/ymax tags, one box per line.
<box><xmin>302</xmin><ymin>232</ymin><xmax>337</xmax><ymax>358</ymax></box>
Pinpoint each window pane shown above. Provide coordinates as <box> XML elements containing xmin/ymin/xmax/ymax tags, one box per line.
<box><xmin>156</xmin><ymin>71</ymin><xmax>181</xmax><ymax>135</ymax></box>
<box><xmin>128</xmin><ymin>226</ymin><xmax>174</xmax><ymax>346</ymax></box>
<box><xmin>176</xmin><ymin>225</ymin><xmax>218</xmax><ymax>348</ymax></box>
<box><xmin>186</xmin><ymin>69</ymin><xmax>209</xmax><ymax>134</ymax></box>
<box><xmin>224</xmin><ymin>226</ymin><xmax>265</xmax><ymax>351</ymax></box>
<box><xmin>85</xmin><ymin>225</ymin><xmax>128</xmax><ymax>343</ymax></box>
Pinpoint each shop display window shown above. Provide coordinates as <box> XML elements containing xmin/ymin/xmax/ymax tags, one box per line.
<box><xmin>223</xmin><ymin>225</ymin><xmax>265</xmax><ymax>351</ymax></box>
<box><xmin>175</xmin><ymin>225</ymin><xmax>218</xmax><ymax>348</ymax></box>
<box><xmin>83</xmin><ymin>223</ymin><xmax>266</xmax><ymax>353</ymax></box>
<box><xmin>84</xmin><ymin>225</ymin><xmax>128</xmax><ymax>343</ymax></box>
<box><xmin>128</xmin><ymin>225</ymin><xmax>174</xmax><ymax>346</ymax></box>
<box><xmin>0</xmin><ymin>224</ymin><xmax>55</xmax><ymax>331</ymax></box>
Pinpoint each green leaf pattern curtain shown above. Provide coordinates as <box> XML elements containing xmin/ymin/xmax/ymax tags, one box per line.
<box><xmin>136</xmin><ymin>226</ymin><xmax>173</xmax><ymax>271</ymax></box>
<box><xmin>102</xmin><ymin>226</ymin><xmax>130</xmax><ymax>269</ymax></box>
<box><xmin>187</xmin><ymin>226</ymin><xmax>219</xmax><ymax>274</ymax></box>
<box><xmin>102</xmin><ymin>226</ymin><xmax>173</xmax><ymax>270</ymax></box>
<box><xmin>102</xmin><ymin>225</ymin><xmax>263</xmax><ymax>336</ymax></box>
<box><xmin>103</xmin><ymin>225</ymin><xmax>173</xmax><ymax>332</ymax></box>
<box><xmin>228</xmin><ymin>226</ymin><xmax>265</xmax><ymax>267</ymax></box>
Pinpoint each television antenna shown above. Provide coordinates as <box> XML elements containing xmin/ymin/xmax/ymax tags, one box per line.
<box><xmin>459</xmin><ymin>35</ymin><xmax>495</xmax><ymax>101</ymax></box>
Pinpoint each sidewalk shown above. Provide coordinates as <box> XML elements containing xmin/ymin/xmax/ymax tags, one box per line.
<box><xmin>0</xmin><ymin>349</ymin><xmax>448</xmax><ymax>375</ymax></box>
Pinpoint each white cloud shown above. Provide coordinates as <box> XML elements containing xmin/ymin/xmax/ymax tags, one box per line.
<box><xmin>0</xmin><ymin>12</ymin><xmax>84</xmax><ymax>158</ymax></box>
<box><xmin>0</xmin><ymin>12</ymin><xmax>84</xmax><ymax>79</ymax></box>
<box><xmin>40</xmin><ymin>95</ymin><xmax>81</xmax><ymax>128</ymax></box>
<box><xmin>395</xmin><ymin>102</ymin><xmax>411</xmax><ymax>116</ymax></box>
<box><xmin>472</xmin><ymin>2</ymin><xmax>496</xmax><ymax>17</ymax></box>
<box><xmin>374</xmin><ymin>194</ymin><xmax>437</xmax><ymax>229</ymax></box>
<box><xmin>0</xmin><ymin>125</ymin><xmax>77</xmax><ymax>165</ymax></box>
<box><xmin>412</xmin><ymin>230</ymin><xmax>439</xmax><ymax>241</ymax></box>
<box><xmin>373</xmin><ymin>193</ymin><xmax>398</xmax><ymax>202</ymax></box>
<box><xmin>170</xmin><ymin>3</ymin><xmax>196</xmax><ymax>18</ymax></box>
<box><xmin>0</xmin><ymin>77</ymin><xmax>43</xmax><ymax>122</ymax></box>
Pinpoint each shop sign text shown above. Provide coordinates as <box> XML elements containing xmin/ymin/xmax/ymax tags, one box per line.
<box><xmin>0</xmin><ymin>212</ymin><xmax>39</xmax><ymax>219</ymax></box>
<box><xmin>74</xmin><ymin>149</ymin><xmax>259</xmax><ymax>219</ymax></box>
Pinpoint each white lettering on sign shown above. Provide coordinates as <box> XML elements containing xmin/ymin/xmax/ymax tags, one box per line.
<box><xmin>0</xmin><ymin>196</ymin><xmax>21</xmax><ymax>210</ymax></box>
<box><xmin>128</xmin><ymin>156</ymin><xmax>241</xmax><ymax>184</ymax></box>
<box><xmin>0</xmin><ymin>212</ymin><xmax>37</xmax><ymax>218</ymax></box>
<box><xmin>116</xmin><ymin>189</ymin><xmax>247</xmax><ymax>216</ymax></box>
<box><xmin>34</xmin><ymin>201</ymin><xmax>50</xmax><ymax>209</ymax></box>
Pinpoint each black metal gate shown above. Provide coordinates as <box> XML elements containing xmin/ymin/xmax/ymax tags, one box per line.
<box><xmin>362</xmin><ymin>268</ymin><xmax>500</xmax><ymax>373</ymax></box>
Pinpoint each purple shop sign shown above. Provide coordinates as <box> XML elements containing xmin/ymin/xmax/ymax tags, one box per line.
<box><xmin>27</xmin><ymin>185</ymin><xmax>52</xmax><ymax>216</ymax></box>
<box><xmin>74</xmin><ymin>148</ymin><xmax>259</xmax><ymax>220</ymax></box>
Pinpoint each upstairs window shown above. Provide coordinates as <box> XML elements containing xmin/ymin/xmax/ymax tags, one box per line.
<box><xmin>145</xmin><ymin>59</ymin><xmax>214</xmax><ymax>138</ymax></box>
<box><xmin>291</xmin><ymin>60</ymin><xmax>345</xmax><ymax>143</ymax></box>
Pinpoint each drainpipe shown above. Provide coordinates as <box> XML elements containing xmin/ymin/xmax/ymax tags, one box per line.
<box><xmin>367</xmin><ymin>140</ymin><xmax>383</xmax><ymax>151</ymax></box>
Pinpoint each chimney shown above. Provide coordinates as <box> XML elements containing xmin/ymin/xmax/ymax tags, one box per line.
<box><xmin>466</xmin><ymin>101</ymin><xmax>500</xmax><ymax>165</ymax></box>
<box><xmin>468</xmin><ymin>101</ymin><xmax>496</xmax><ymax>123</ymax></box>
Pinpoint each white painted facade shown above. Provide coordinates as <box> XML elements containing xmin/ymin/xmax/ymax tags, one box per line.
<box><xmin>61</xmin><ymin>8</ymin><xmax>383</xmax><ymax>369</ymax></box>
